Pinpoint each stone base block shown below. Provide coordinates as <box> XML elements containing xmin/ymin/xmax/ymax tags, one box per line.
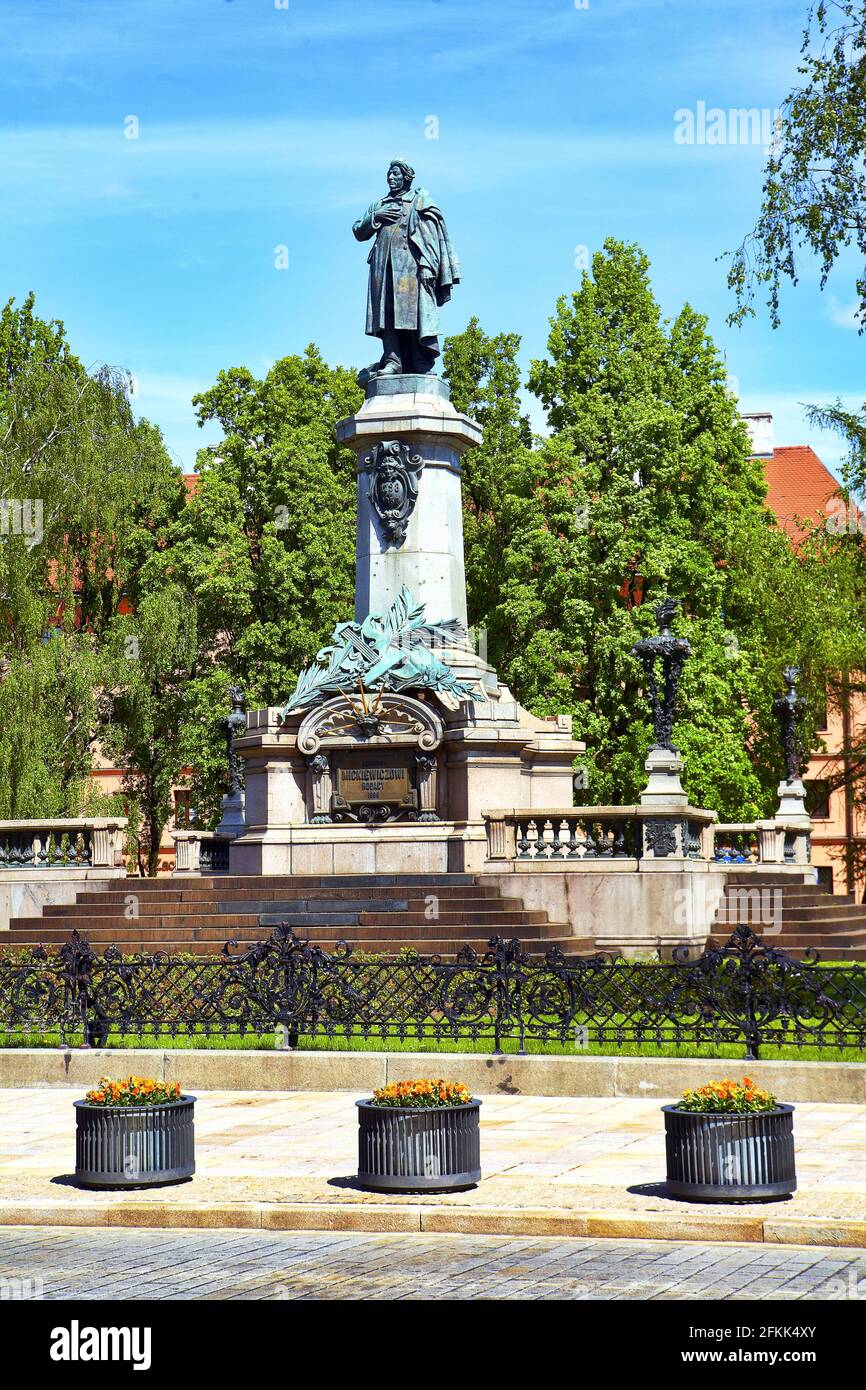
<box><xmin>482</xmin><ymin>863</ymin><xmax>731</xmax><ymax>957</ymax></box>
<box><xmin>230</xmin><ymin>822</ymin><xmax>489</xmax><ymax>876</ymax></box>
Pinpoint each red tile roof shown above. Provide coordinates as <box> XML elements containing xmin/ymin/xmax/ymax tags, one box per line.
<box><xmin>764</xmin><ymin>445</ymin><xmax>849</xmax><ymax>539</ymax></box>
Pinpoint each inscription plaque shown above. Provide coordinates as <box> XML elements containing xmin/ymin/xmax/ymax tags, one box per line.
<box><xmin>331</xmin><ymin>759</ymin><xmax>418</xmax><ymax>821</ymax></box>
<box><xmin>335</xmin><ymin>763</ymin><xmax>412</xmax><ymax>805</ymax></box>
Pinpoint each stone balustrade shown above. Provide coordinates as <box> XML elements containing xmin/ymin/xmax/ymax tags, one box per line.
<box><xmin>483</xmin><ymin>806</ymin><xmax>715</xmax><ymax>864</ymax></box>
<box><xmin>0</xmin><ymin>818</ymin><xmax>127</xmax><ymax>871</ymax></box>
<box><xmin>172</xmin><ymin>830</ymin><xmax>232</xmax><ymax>875</ymax></box>
<box><xmin>483</xmin><ymin>807</ymin><xmax>813</xmax><ymax>868</ymax></box>
<box><xmin>712</xmin><ymin>820</ymin><xmax>811</xmax><ymax>866</ymax></box>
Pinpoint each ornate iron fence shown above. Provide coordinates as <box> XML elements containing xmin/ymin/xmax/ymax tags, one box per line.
<box><xmin>1</xmin><ymin>925</ymin><xmax>865</xmax><ymax>1060</ymax></box>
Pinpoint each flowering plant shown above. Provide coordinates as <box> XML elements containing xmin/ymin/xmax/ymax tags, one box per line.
<box><xmin>84</xmin><ymin>1076</ymin><xmax>183</xmax><ymax>1107</ymax></box>
<box><xmin>369</xmin><ymin>1079</ymin><xmax>472</xmax><ymax>1108</ymax></box>
<box><xmin>675</xmin><ymin>1077</ymin><xmax>777</xmax><ymax>1114</ymax></box>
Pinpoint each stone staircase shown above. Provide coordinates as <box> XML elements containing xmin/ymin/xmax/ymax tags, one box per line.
<box><xmin>0</xmin><ymin>873</ymin><xmax>596</xmax><ymax>959</ymax></box>
<box><xmin>715</xmin><ymin>873</ymin><xmax>866</xmax><ymax>960</ymax></box>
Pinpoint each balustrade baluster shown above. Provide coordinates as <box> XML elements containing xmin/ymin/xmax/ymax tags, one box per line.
<box><xmin>516</xmin><ymin>818</ymin><xmax>531</xmax><ymax>859</ymax></box>
<box><xmin>534</xmin><ymin>817</ymin><xmax>548</xmax><ymax>860</ymax></box>
<box><xmin>550</xmin><ymin>817</ymin><xmax>563</xmax><ymax>858</ymax></box>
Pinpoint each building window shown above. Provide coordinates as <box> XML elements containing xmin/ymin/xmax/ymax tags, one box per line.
<box><xmin>814</xmin><ymin>691</ymin><xmax>828</xmax><ymax>732</ymax></box>
<box><xmin>806</xmin><ymin>780</ymin><xmax>831</xmax><ymax>819</ymax></box>
<box><xmin>174</xmin><ymin>789</ymin><xmax>192</xmax><ymax>828</ymax></box>
<box><xmin>815</xmin><ymin>865</ymin><xmax>835</xmax><ymax>894</ymax></box>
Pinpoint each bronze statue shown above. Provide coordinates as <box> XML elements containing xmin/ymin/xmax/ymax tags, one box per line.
<box><xmin>353</xmin><ymin>159</ymin><xmax>460</xmax><ymax>383</ymax></box>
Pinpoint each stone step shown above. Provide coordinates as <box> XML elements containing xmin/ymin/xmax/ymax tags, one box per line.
<box><xmin>716</xmin><ymin>915</ymin><xmax>866</xmax><ymax>935</ymax></box>
<box><xmin>11</xmin><ymin>906</ymin><xmax>547</xmax><ymax>933</ymax></box>
<box><xmin>753</xmin><ymin>929</ymin><xmax>866</xmax><ymax>946</ymax></box>
<box><xmin>44</xmin><ymin>894</ymin><xmax>512</xmax><ymax>918</ymax></box>
<box><xmin>777</xmin><ymin>946</ymin><xmax>866</xmax><ymax>960</ymax></box>
<box><xmin>723</xmin><ymin>888</ymin><xmax>858</xmax><ymax>907</ymax></box>
<box><xmin>69</xmin><ymin>884</ymin><xmax>501</xmax><ymax>906</ymax></box>
<box><xmin>722</xmin><ymin>873</ymin><xmax>819</xmax><ymax>887</ymax></box>
<box><xmin>0</xmin><ymin>935</ymin><xmax>589</xmax><ymax>959</ymax></box>
<box><xmin>118</xmin><ymin>873</ymin><xmax>481</xmax><ymax>890</ymax></box>
<box><xmin>2</xmin><ymin>918</ymin><xmax>569</xmax><ymax>945</ymax></box>
<box><xmin>716</xmin><ymin>912</ymin><xmax>866</xmax><ymax>931</ymax></box>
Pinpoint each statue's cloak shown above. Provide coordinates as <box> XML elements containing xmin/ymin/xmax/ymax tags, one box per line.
<box><xmin>354</xmin><ymin>186</ymin><xmax>460</xmax><ymax>356</ymax></box>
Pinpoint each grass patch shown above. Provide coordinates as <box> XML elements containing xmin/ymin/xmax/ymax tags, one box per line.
<box><xmin>3</xmin><ymin>1028</ymin><xmax>865</xmax><ymax>1062</ymax></box>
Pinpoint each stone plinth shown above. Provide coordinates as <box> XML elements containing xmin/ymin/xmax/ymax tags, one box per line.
<box><xmin>337</xmin><ymin>374</ymin><xmax>481</xmax><ymax>634</ymax></box>
<box><xmin>639</xmin><ymin>747</ymin><xmax>687</xmax><ymax>806</ymax></box>
<box><xmin>229</xmin><ymin>697</ymin><xmax>584</xmax><ymax>875</ymax></box>
<box><xmin>776</xmin><ymin>778</ymin><xmax>811</xmax><ymax>825</ymax></box>
<box><xmin>215</xmin><ymin>789</ymin><xmax>246</xmax><ymax>839</ymax></box>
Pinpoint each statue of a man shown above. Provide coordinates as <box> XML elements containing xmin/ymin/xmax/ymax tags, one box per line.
<box><xmin>353</xmin><ymin>159</ymin><xmax>460</xmax><ymax>382</ymax></box>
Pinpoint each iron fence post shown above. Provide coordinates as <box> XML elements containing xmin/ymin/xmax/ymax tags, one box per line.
<box><xmin>492</xmin><ymin>941</ymin><xmax>504</xmax><ymax>1054</ymax></box>
<box><xmin>58</xmin><ymin>931</ymin><xmax>96</xmax><ymax>1049</ymax></box>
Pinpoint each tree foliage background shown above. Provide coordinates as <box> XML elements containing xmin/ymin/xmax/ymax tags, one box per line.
<box><xmin>726</xmin><ymin>0</ymin><xmax>866</xmax><ymax>875</ymax></box>
<box><xmin>1</xmin><ymin>217</ymin><xmax>863</xmax><ymax>866</ymax></box>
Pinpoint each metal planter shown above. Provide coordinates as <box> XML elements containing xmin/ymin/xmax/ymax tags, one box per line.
<box><xmin>357</xmin><ymin>1099</ymin><xmax>481</xmax><ymax>1192</ymax></box>
<box><xmin>74</xmin><ymin>1097</ymin><xmax>196</xmax><ymax>1189</ymax></box>
<box><xmin>663</xmin><ymin>1104</ymin><xmax>796</xmax><ymax>1202</ymax></box>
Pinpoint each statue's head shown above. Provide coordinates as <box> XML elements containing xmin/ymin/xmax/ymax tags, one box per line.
<box><xmin>387</xmin><ymin>159</ymin><xmax>414</xmax><ymax>193</ymax></box>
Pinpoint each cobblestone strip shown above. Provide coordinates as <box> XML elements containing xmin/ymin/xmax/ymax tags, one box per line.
<box><xmin>2</xmin><ymin>1228</ymin><xmax>866</xmax><ymax>1300</ymax></box>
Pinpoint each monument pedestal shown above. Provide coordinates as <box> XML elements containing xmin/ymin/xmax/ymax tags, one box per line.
<box><xmin>337</xmin><ymin>374</ymin><xmax>481</xmax><ymax>637</ymax></box>
<box><xmin>230</xmin><ymin>371</ymin><xmax>584</xmax><ymax>874</ymax></box>
<box><xmin>230</xmin><ymin>693</ymin><xmax>583</xmax><ymax>875</ymax></box>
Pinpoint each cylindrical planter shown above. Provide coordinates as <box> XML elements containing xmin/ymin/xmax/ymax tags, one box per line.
<box><xmin>663</xmin><ymin>1104</ymin><xmax>796</xmax><ymax>1202</ymax></box>
<box><xmin>74</xmin><ymin>1097</ymin><xmax>196</xmax><ymax>1189</ymax></box>
<box><xmin>357</xmin><ymin>1100</ymin><xmax>481</xmax><ymax>1192</ymax></box>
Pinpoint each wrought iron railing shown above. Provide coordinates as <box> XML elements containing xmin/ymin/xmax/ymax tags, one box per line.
<box><xmin>1</xmin><ymin>925</ymin><xmax>864</xmax><ymax>1060</ymax></box>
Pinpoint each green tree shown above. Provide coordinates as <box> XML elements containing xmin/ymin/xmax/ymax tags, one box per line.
<box><xmin>727</xmin><ymin>0</ymin><xmax>866</xmax><ymax>331</ymax></box>
<box><xmin>488</xmin><ymin>240</ymin><xmax>855</xmax><ymax>815</ymax></box>
<box><xmin>102</xmin><ymin>587</ymin><xmax>199</xmax><ymax>877</ymax></box>
<box><xmin>726</xmin><ymin>0</ymin><xmax>866</xmax><ymax>493</ymax></box>
<box><xmin>443</xmin><ymin>319</ymin><xmax>531</xmax><ymax>644</ymax></box>
<box><xmin>0</xmin><ymin>634</ymin><xmax>104</xmax><ymax>817</ymax></box>
<box><xmin>0</xmin><ymin>293</ymin><xmax>184</xmax><ymax>822</ymax></box>
<box><xmin>162</xmin><ymin>346</ymin><xmax>362</xmax><ymax>822</ymax></box>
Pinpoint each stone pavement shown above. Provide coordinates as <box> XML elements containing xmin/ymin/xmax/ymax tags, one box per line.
<box><xmin>2</xmin><ymin>1089</ymin><xmax>866</xmax><ymax>1247</ymax></box>
<box><xmin>3</xmin><ymin>1226</ymin><xmax>866</xmax><ymax>1300</ymax></box>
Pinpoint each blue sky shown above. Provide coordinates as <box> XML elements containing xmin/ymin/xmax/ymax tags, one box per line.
<box><xmin>0</xmin><ymin>0</ymin><xmax>861</xmax><ymax>475</ymax></box>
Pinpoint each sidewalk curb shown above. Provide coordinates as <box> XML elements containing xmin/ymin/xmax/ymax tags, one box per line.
<box><xmin>1</xmin><ymin>1200</ymin><xmax>863</xmax><ymax>1248</ymax></box>
<box><xmin>3</xmin><ymin>1049</ymin><xmax>865</xmax><ymax>1103</ymax></box>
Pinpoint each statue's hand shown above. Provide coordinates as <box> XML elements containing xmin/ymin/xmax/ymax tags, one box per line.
<box><xmin>375</xmin><ymin>203</ymin><xmax>401</xmax><ymax>224</ymax></box>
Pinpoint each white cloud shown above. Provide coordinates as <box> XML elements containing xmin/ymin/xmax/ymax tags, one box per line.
<box><xmin>828</xmin><ymin>296</ymin><xmax>864</xmax><ymax>331</ymax></box>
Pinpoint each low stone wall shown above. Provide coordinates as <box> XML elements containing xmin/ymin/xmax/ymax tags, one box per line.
<box><xmin>0</xmin><ymin>871</ymin><xmax>127</xmax><ymax>934</ymax></box>
<box><xmin>485</xmin><ymin>862</ymin><xmax>815</xmax><ymax>957</ymax></box>
<box><xmin>1</xmin><ymin>1049</ymin><xmax>862</xmax><ymax>1104</ymax></box>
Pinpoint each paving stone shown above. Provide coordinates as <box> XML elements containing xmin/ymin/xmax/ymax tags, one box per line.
<box><xmin>3</xmin><ymin>1088</ymin><xmax>866</xmax><ymax>1249</ymax></box>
